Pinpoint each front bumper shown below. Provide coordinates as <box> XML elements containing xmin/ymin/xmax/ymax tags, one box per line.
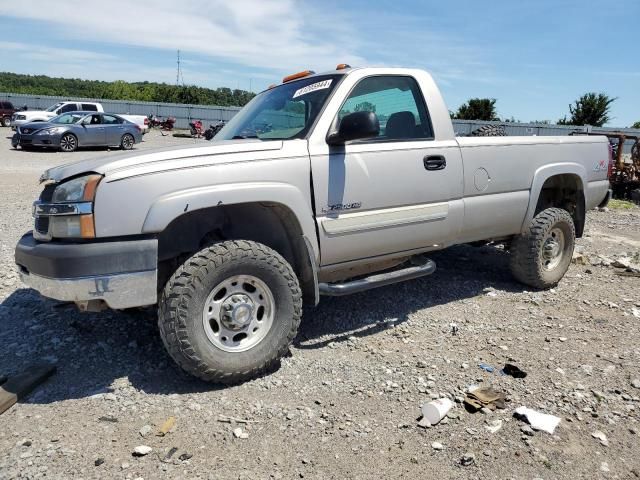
<box><xmin>15</xmin><ymin>233</ymin><xmax>158</xmax><ymax>309</ymax></box>
<box><xmin>12</xmin><ymin>132</ymin><xmax>62</xmax><ymax>148</ymax></box>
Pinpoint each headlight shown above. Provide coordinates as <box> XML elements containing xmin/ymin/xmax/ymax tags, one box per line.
<box><xmin>44</xmin><ymin>174</ymin><xmax>102</xmax><ymax>239</ymax></box>
<box><xmin>38</xmin><ymin>127</ymin><xmax>63</xmax><ymax>135</ymax></box>
<box><xmin>52</xmin><ymin>174</ymin><xmax>102</xmax><ymax>203</ymax></box>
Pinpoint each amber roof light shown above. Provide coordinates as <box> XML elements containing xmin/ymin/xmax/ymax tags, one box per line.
<box><xmin>282</xmin><ymin>70</ymin><xmax>315</xmax><ymax>83</ymax></box>
<box><xmin>336</xmin><ymin>63</ymin><xmax>351</xmax><ymax>70</ymax></box>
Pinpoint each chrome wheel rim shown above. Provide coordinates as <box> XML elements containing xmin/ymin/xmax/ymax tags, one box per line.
<box><xmin>542</xmin><ymin>227</ymin><xmax>565</xmax><ymax>270</ymax></box>
<box><xmin>122</xmin><ymin>135</ymin><xmax>133</xmax><ymax>149</ymax></box>
<box><xmin>202</xmin><ymin>274</ymin><xmax>275</xmax><ymax>352</ymax></box>
<box><xmin>60</xmin><ymin>135</ymin><xmax>76</xmax><ymax>151</ymax></box>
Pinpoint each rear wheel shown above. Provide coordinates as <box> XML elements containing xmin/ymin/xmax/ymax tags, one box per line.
<box><xmin>509</xmin><ymin>207</ymin><xmax>575</xmax><ymax>289</ymax></box>
<box><xmin>59</xmin><ymin>133</ymin><xmax>77</xmax><ymax>152</ymax></box>
<box><xmin>120</xmin><ymin>133</ymin><xmax>135</xmax><ymax>150</ymax></box>
<box><xmin>1</xmin><ymin>117</ymin><xmax>10</xmax><ymax>127</ymax></box>
<box><xmin>158</xmin><ymin>240</ymin><xmax>302</xmax><ymax>384</ymax></box>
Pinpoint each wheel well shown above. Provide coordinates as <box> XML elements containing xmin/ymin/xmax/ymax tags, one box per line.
<box><xmin>156</xmin><ymin>202</ymin><xmax>317</xmax><ymax>305</ymax></box>
<box><xmin>535</xmin><ymin>174</ymin><xmax>585</xmax><ymax>237</ymax></box>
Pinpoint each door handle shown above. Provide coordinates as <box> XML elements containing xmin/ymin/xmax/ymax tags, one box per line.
<box><xmin>424</xmin><ymin>155</ymin><xmax>446</xmax><ymax>171</ymax></box>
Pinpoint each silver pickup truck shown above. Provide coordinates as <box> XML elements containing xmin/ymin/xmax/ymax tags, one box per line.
<box><xmin>15</xmin><ymin>66</ymin><xmax>612</xmax><ymax>383</ymax></box>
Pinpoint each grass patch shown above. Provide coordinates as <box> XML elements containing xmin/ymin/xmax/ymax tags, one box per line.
<box><xmin>608</xmin><ymin>199</ymin><xmax>636</xmax><ymax>210</ymax></box>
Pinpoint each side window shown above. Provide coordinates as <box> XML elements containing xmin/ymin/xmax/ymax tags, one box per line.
<box><xmin>82</xmin><ymin>103</ymin><xmax>98</xmax><ymax>111</ymax></box>
<box><xmin>338</xmin><ymin>76</ymin><xmax>433</xmax><ymax>141</ymax></box>
<box><xmin>58</xmin><ymin>103</ymin><xmax>77</xmax><ymax>114</ymax></box>
<box><xmin>102</xmin><ymin>115</ymin><xmax>122</xmax><ymax>125</ymax></box>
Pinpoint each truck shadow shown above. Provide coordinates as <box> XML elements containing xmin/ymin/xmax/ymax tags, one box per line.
<box><xmin>0</xmin><ymin>244</ymin><xmax>526</xmax><ymax>403</ymax></box>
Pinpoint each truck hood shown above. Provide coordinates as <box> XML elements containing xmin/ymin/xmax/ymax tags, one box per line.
<box><xmin>25</xmin><ymin>110</ymin><xmax>55</xmax><ymax>118</ymax></box>
<box><xmin>40</xmin><ymin>140</ymin><xmax>284</xmax><ymax>183</ymax></box>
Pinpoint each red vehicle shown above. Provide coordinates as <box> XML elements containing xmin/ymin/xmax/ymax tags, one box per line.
<box><xmin>1</xmin><ymin>101</ymin><xmax>17</xmax><ymax>127</ymax></box>
<box><xmin>189</xmin><ymin>119</ymin><xmax>204</xmax><ymax>137</ymax></box>
<box><xmin>146</xmin><ymin>114</ymin><xmax>175</xmax><ymax>131</ymax></box>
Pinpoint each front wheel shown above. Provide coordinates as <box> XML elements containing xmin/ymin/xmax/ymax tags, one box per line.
<box><xmin>509</xmin><ymin>207</ymin><xmax>575</xmax><ymax>289</ymax></box>
<box><xmin>1</xmin><ymin>117</ymin><xmax>10</xmax><ymax>127</ymax></box>
<box><xmin>158</xmin><ymin>240</ymin><xmax>302</xmax><ymax>384</ymax></box>
<box><xmin>59</xmin><ymin>133</ymin><xmax>77</xmax><ymax>152</ymax></box>
<box><xmin>120</xmin><ymin>133</ymin><xmax>135</xmax><ymax>150</ymax></box>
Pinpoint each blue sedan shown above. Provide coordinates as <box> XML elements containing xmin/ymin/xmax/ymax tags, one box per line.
<box><xmin>12</xmin><ymin>111</ymin><xmax>143</xmax><ymax>152</ymax></box>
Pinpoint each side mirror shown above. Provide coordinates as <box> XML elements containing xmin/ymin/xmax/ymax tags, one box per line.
<box><xmin>327</xmin><ymin>111</ymin><xmax>379</xmax><ymax>145</ymax></box>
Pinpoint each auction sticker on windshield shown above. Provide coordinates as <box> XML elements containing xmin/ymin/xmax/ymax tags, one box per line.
<box><xmin>292</xmin><ymin>79</ymin><xmax>333</xmax><ymax>99</ymax></box>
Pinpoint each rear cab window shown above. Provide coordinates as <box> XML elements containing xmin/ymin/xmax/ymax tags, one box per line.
<box><xmin>81</xmin><ymin>104</ymin><xmax>98</xmax><ymax>111</ymax></box>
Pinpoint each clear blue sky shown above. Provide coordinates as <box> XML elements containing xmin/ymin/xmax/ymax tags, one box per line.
<box><xmin>1</xmin><ymin>0</ymin><xmax>637</xmax><ymax>126</ymax></box>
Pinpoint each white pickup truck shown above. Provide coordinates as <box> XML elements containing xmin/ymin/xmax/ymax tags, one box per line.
<box><xmin>15</xmin><ymin>66</ymin><xmax>611</xmax><ymax>383</ymax></box>
<box><xmin>11</xmin><ymin>101</ymin><xmax>148</xmax><ymax>133</ymax></box>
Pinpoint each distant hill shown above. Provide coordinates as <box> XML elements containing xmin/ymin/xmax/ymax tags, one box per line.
<box><xmin>0</xmin><ymin>72</ymin><xmax>255</xmax><ymax>107</ymax></box>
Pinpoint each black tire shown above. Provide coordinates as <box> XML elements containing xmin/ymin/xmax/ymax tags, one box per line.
<box><xmin>120</xmin><ymin>133</ymin><xmax>135</xmax><ymax>150</ymax></box>
<box><xmin>469</xmin><ymin>124</ymin><xmax>507</xmax><ymax>137</ymax></box>
<box><xmin>59</xmin><ymin>133</ymin><xmax>78</xmax><ymax>152</ymax></box>
<box><xmin>509</xmin><ymin>207</ymin><xmax>575</xmax><ymax>289</ymax></box>
<box><xmin>1</xmin><ymin>117</ymin><xmax>9</xmax><ymax>127</ymax></box>
<box><xmin>158</xmin><ymin>240</ymin><xmax>302</xmax><ymax>384</ymax></box>
<box><xmin>204</xmin><ymin>129</ymin><xmax>214</xmax><ymax>141</ymax></box>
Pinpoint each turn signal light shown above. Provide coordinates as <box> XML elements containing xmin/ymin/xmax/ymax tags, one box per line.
<box><xmin>282</xmin><ymin>70</ymin><xmax>315</xmax><ymax>83</ymax></box>
<box><xmin>80</xmin><ymin>214</ymin><xmax>96</xmax><ymax>238</ymax></box>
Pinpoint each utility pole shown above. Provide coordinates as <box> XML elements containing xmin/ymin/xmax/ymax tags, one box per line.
<box><xmin>176</xmin><ymin>50</ymin><xmax>182</xmax><ymax>86</ymax></box>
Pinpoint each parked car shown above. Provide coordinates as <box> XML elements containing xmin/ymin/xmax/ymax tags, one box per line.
<box><xmin>10</xmin><ymin>101</ymin><xmax>148</xmax><ymax>133</ymax></box>
<box><xmin>1</xmin><ymin>101</ymin><xmax>17</xmax><ymax>127</ymax></box>
<box><xmin>15</xmin><ymin>65</ymin><xmax>612</xmax><ymax>384</ymax></box>
<box><xmin>11</xmin><ymin>111</ymin><xmax>142</xmax><ymax>152</ymax></box>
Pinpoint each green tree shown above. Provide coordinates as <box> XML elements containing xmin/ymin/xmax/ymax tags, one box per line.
<box><xmin>454</xmin><ymin>98</ymin><xmax>499</xmax><ymax>121</ymax></box>
<box><xmin>632</xmin><ymin>121</ymin><xmax>640</xmax><ymax>129</ymax></box>
<box><xmin>355</xmin><ymin>101</ymin><xmax>376</xmax><ymax>113</ymax></box>
<box><xmin>557</xmin><ymin>93</ymin><xmax>616</xmax><ymax>127</ymax></box>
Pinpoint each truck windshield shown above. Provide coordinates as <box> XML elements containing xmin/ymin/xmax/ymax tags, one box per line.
<box><xmin>217</xmin><ymin>74</ymin><xmax>341</xmax><ymax>141</ymax></box>
<box><xmin>46</xmin><ymin>102</ymin><xmax>65</xmax><ymax>112</ymax></box>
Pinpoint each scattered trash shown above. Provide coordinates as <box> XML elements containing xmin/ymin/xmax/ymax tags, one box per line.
<box><xmin>502</xmin><ymin>364</ymin><xmax>527</xmax><ymax>379</ymax></box>
<box><xmin>485</xmin><ymin>419</ymin><xmax>503</xmax><ymax>434</ymax></box>
<box><xmin>98</xmin><ymin>416</ymin><xmax>118</xmax><ymax>423</ymax></box>
<box><xmin>0</xmin><ymin>364</ymin><xmax>57</xmax><ymax>415</ymax></box>
<box><xmin>417</xmin><ymin>417</ymin><xmax>432</xmax><ymax>429</ymax></box>
<box><xmin>163</xmin><ymin>447</ymin><xmax>178</xmax><ymax>462</ymax></box>
<box><xmin>460</xmin><ymin>453</ymin><xmax>475</xmax><ymax>466</ymax></box>
<box><xmin>591</xmin><ymin>430</ymin><xmax>609</xmax><ymax>447</ymax></box>
<box><xmin>514</xmin><ymin>406</ymin><xmax>560</xmax><ymax>434</ymax></box>
<box><xmin>233</xmin><ymin>427</ymin><xmax>249</xmax><ymax>439</ymax></box>
<box><xmin>478</xmin><ymin>363</ymin><xmax>495</xmax><ymax>373</ymax></box>
<box><xmin>450</xmin><ymin>323</ymin><xmax>459</xmax><ymax>335</ymax></box>
<box><xmin>133</xmin><ymin>445</ymin><xmax>153</xmax><ymax>456</ymax></box>
<box><xmin>178</xmin><ymin>453</ymin><xmax>193</xmax><ymax>461</ymax></box>
<box><xmin>431</xmin><ymin>441</ymin><xmax>444</xmax><ymax>450</ymax></box>
<box><xmin>217</xmin><ymin>414</ymin><xmax>258</xmax><ymax>424</ymax></box>
<box><xmin>632</xmin><ymin>308</ymin><xmax>640</xmax><ymax>319</ymax></box>
<box><xmin>139</xmin><ymin>425</ymin><xmax>152</xmax><ymax>437</ymax></box>
<box><xmin>157</xmin><ymin>416</ymin><xmax>176</xmax><ymax>436</ymax></box>
<box><xmin>464</xmin><ymin>387</ymin><xmax>506</xmax><ymax>412</ymax></box>
<box><xmin>421</xmin><ymin>398</ymin><xmax>453</xmax><ymax>426</ymax></box>
<box><xmin>94</xmin><ymin>458</ymin><xmax>105</xmax><ymax>466</ymax></box>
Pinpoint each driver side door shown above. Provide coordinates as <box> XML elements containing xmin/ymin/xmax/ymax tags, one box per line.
<box><xmin>80</xmin><ymin>114</ymin><xmax>106</xmax><ymax>146</ymax></box>
<box><xmin>309</xmin><ymin>75</ymin><xmax>463</xmax><ymax>266</ymax></box>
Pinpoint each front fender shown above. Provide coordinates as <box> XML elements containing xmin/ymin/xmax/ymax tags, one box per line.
<box><xmin>142</xmin><ymin>181</ymin><xmax>319</xmax><ymax>258</ymax></box>
<box><xmin>521</xmin><ymin>162</ymin><xmax>586</xmax><ymax>232</ymax></box>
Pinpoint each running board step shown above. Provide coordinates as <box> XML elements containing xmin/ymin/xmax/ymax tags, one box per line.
<box><xmin>318</xmin><ymin>256</ymin><xmax>436</xmax><ymax>297</ymax></box>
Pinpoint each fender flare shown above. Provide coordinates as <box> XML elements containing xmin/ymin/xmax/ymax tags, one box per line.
<box><xmin>141</xmin><ymin>181</ymin><xmax>320</xmax><ymax>261</ymax></box>
<box><xmin>521</xmin><ymin>162</ymin><xmax>586</xmax><ymax>233</ymax></box>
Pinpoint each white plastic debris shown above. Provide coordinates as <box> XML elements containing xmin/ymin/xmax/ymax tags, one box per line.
<box><xmin>133</xmin><ymin>445</ymin><xmax>152</xmax><ymax>456</ymax></box>
<box><xmin>421</xmin><ymin>398</ymin><xmax>453</xmax><ymax>426</ymax></box>
<box><xmin>514</xmin><ymin>406</ymin><xmax>561</xmax><ymax>434</ymax></box>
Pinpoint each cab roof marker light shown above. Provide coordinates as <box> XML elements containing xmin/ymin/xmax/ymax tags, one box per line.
<box><xmin>336</xmin><ymin>63</ymin><xmax>351</xmax><ymax>70</ymax></box>
<box><xmin>282</xmin><ymin>70</ymin><xmax>315</xmax><ymax>83</ymax></box>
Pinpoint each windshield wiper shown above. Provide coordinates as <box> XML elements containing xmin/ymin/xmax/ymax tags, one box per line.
<box><xmin>231</xmin><ymin>135</ymin><xmax>259</xmax><ymax>139</ymax></box>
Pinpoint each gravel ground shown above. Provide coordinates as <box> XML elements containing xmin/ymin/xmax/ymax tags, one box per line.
<box><xmin>0</xmin><ymin>129</ymin><xmax>639</xmax><ymax>479</ymax></box>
